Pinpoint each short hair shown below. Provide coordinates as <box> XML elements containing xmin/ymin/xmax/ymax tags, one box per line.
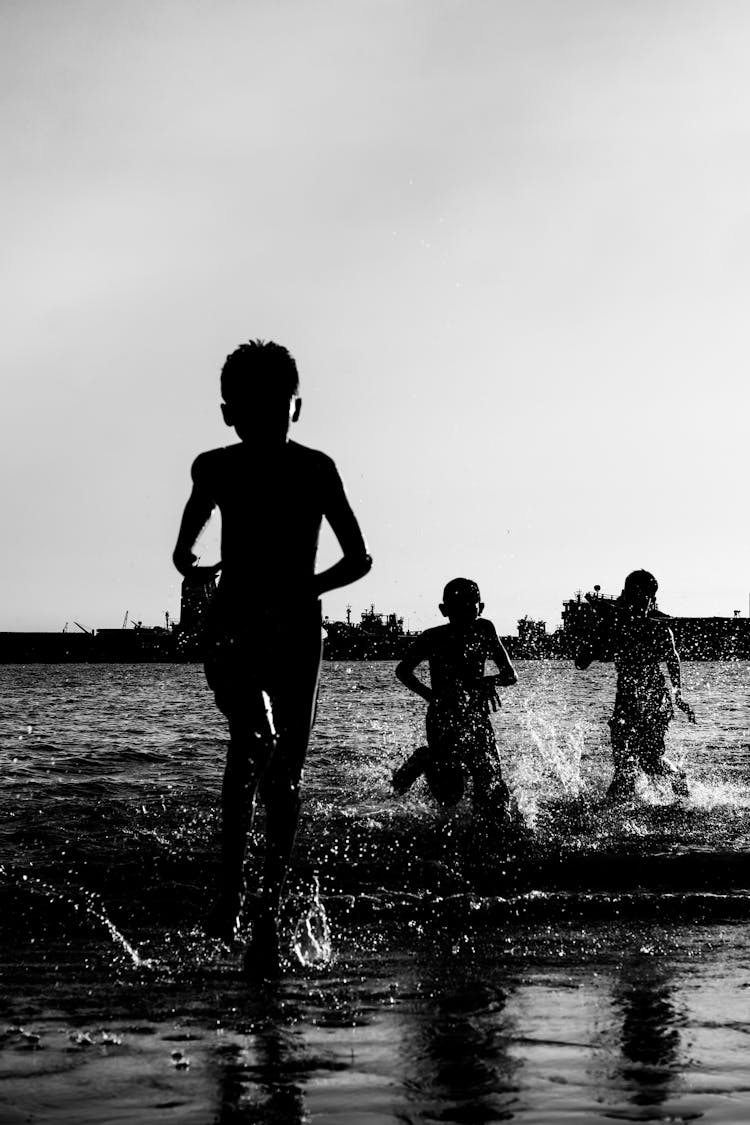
<box><xmin>220</xmin><ymin>339</ymin><xmax>299</xmax><ymax>404</ymax></box>
<box><xmin>620</xmin><ymin>569</ymin><xmax>658</xmax><ymax>605</ymax></box>
<box><xmin>442</xmin><ymin>577</ymin><xmax>481</xmax><ymax>603</ymax></box>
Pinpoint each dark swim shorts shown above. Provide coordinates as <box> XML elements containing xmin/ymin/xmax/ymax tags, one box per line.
<box><xmin>204</xmin><ymin>600</ymin><xmax>323</xmax><ymax>742</ymax></box>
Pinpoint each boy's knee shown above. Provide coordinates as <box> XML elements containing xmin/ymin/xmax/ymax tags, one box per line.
<box><xmin>425</xmin><ymin>762</ymin><xmax>464</xmax><ymax>806</ymax></box>
<box><xmin>260</xmin><ymin>764</ymin><xmax>302</xmax><ymax>810</ymax></box>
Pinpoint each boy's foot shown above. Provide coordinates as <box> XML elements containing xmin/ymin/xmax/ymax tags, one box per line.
<box><xmin>605</xmin><ymin>774</ymin><xmax>636</xmax><ymax>803</ymax></box>
<box><xmin>671</xmin><ymin>773</ymin><xmax>689</xmax><ymax>798</ymax></box>
<box><xmin>204</xmin><ymin>890</ymin><xmax>244</xmax><ymax>942</ymax></box>
<box><xmin>392</xmin><ymin>747</ymin><xmax>429</xmax><ymax>795</ymax></box>
<box><xmin>242</xmin><ymin>913</ymin><xmax>281</xmax><ymax>979</ymax></box>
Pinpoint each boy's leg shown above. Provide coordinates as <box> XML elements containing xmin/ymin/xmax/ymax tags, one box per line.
<box><xmin>392</xmin><ymin>746</ymin><xmax>432</xmax><ymax>795</ymax></box>
<box><xmin>203</xmin><ymin>627</ymin><xmax>278</xmax><ymax>939</ymax></box>
<box><xmin>468</xmin><ymin>724</ymin><xmax>511</xmax><ymax>837</ymax></box>
<box><xmin>423</xmin><ymin>754</ymin><xmax>465</xmax><ymax>806</ymax></box>
<box><xmin>205</xmin><ymin>694</ymin><xmax>276</xmax><ymax>939</ymax></box>
<box><xmin>245</xmin><ymin>610</ymin><xmax>323</xmax><ymax>967</ymax></box>
<box><xmin>422</xmin><ymin>707</ymin><xmax>464</xmax><ymax>806</ymax></box>
<box><xmin>607</xmin><ymin>715</ymin><xmax>638</xmax><ymax>800</ymax></box>
<box><xmin>639</xmin><ymin>715</ymin><xmax>688</xmax><ymax>796</ymax></box>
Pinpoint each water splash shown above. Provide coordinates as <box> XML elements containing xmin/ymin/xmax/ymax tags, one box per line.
<box><xmin>292</xmin><ymin>874</ymin><xmax>332</xmax><ymax>967</ymax></box>
<box><xmin>0</xmin><ymin>864</ymin><xmax>153</xmax><ymax>969</ymax></box>
<box><xmin>522</xmin><ymin>704</ymin><xmax>585</xmax><ymax>797</ymax></box>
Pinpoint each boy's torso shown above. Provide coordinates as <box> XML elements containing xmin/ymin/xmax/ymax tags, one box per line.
<box><xmin>197</xmin><ymin>439</ymin><xmax>336</xmax><ymax>598</ymax></box>
<box><xmin>423</xmin><ymin>620</ymin><xmax>494</xmax><ymax>707</ymax></box>
<box><xmin>613</xmin><ymin>618</ymin><xmax>671</xmax><ymax>708</ymax></box>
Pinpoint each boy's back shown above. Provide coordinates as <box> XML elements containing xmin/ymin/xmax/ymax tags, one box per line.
<box><xmin>412</xmin><ymin>617</ymin><xmax>504</xmax><ymax>708</ymax></box>
<box><xmin>190</xmin><ymin>438</ymin><xmax>352</xmax><ymax>609</ymax></box>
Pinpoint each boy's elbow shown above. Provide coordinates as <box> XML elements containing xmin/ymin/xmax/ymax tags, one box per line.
<box><xmin>172</xmin><ymin>547</ymin><xmax>190</xmax><ymax>576</ymax></box>
<box><xmin>351</xmin><ymin>550</ymin><xmax>373</xmax><ymax>579</ymax></box>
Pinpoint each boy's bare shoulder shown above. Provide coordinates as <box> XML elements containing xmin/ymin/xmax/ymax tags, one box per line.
<box><xmin>415</xmin><ymin>624</ymin><xmax>450</xmax><ymax>653</ymax></box>
<box><xmin>190</xmin><ymin>441</ymin><xmax>336</xmax><ymax>481</ymax></box>
<box><xmin>653</xmin><ymin>618</ymin><xmax>678</xmax><ymax>652</ymax></box>
<box><xmin>190</xmin><ymin>446</ymin><xmax>227</xmax><ymax>484</ymax></box>
<box><xmin>287</xmin><ymin>440</ymin><xmax>338</xmax><ymax>471</ymax></box>
<box><xmin>475</xmin><ymin>618</ymin><xmax>500</xmax><ymax>647</ymax></box>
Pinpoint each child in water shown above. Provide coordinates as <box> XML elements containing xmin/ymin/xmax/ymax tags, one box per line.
<box><xmin>392</xmin><ymin>578</ymin><xmax>518</xmax><ymax>837</ymax></box>
<box><xmin>574</xmin><ymin>570</ymin><xmax>696</xmax><ymax>801</ymax></box>
<box><xmin>173</xmin><ymin>339</ymin><xmax>371</xmax><ymax>972</ymax></box>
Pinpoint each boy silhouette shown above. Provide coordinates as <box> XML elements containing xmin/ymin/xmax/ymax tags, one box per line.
<box><xmin>393</xmin><ymin>578</ymin><xmax>518</xmax><ymax>837</ymax></box>
<box><xmin>173</xmin><ymin>340</ymin><xmax>371</xmax><ymax>971</ymax></box>
<box><xmin>574</xmin><ymin>570</ymin><xmax>695</xmax><ymax>800</ymax></box>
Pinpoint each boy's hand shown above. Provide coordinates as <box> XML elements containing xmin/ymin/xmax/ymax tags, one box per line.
<box><xmin>482</xmin><ymin>675</ymin><xmax>502</xmax><ymax>712</ymax></box>
<box><xmin>183</xmin><ymin>562</ymin><xmax>222</xmax><ymax>585</ymax></box>
<box><xmin>675</xmin><ymin>691</ymin><xmax>696</xmax><ymax>724</ymax></box>
<box><xmin>174</xmin><ymin>548</ymin><xmax>221</xmax><ymax>585</ymax></box>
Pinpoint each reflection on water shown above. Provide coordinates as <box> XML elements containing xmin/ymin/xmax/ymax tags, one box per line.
<box><xmin>214</xmin><ymin>987</ymin><xmax>307</xmax><ymax>1125</ymax></box>
<box><xmin>611</xmin><ymin>956</ymin><xmax>682</xmax><ymax>1112</ymax></box>
<box><xmin>398</xmin><ymin>962</ymin><xmax>521</xmax><ymax>1123</ymax></box>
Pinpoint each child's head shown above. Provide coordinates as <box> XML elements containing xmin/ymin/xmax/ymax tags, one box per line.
<box><xmin>620</xmin><ymin>569</ymin><xmax>658</xmax><ymax>615</ymax></box>
<box><xmin>440</xmin><ymin>577</ymin><xmax>483</xmax><ymax>625</ymax></box>
<box><xmin>220</xmin><ymin>339</ymin><xmax>301</xmax><ymax>443</ymax></box>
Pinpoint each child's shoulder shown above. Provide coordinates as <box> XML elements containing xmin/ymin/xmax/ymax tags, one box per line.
<box><xmin>191</xmin><ymin>441</ymin><xmax>337</xmax><ymax>478</ymax></box>
<box><xmin>410</xmin><ymin>623</ymin><xmax>447</xmax><ymax>653</ymax></box>
<box><xmin>650</xmin><ymin>616</ymin><xmax>677</xmax><ymax>650</ymax></box>
<box><xmin>476</xmin><ymin>617</ymin><xmax>498</xmax><ymax>639</ymax></box>
<box><xmin>190</xmin><ymin>445</ymin><xmax>228</xmax><ymax>482</ymax></box>
<box><xmin>287</xmin><ymin>440</ymin><xmax>338</xmax><ymax>472</ymax></box>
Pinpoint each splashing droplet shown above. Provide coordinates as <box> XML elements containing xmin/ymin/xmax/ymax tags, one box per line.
<box><xmin>293</xmin><ymin>874</ymin><xmax>332</xmax><ymax>966</ymax></box>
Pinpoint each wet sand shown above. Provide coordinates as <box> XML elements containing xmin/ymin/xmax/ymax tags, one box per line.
<box><xmin>2</xmin><ymin>909</ymin><xmax>750</xmax><ymax>1123</ymax></box>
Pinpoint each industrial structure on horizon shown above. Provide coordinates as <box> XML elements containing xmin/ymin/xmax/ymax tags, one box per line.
<box><xmin>0</xmin><ymin>581</ymin><xmax>748</xmax><ymax>663</ymax></box>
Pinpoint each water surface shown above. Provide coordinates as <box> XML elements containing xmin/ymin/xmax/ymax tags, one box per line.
<box><xmin>1</xmin><ymin>660</ymin><xmax>749</xmax><ymax>1122</ymax></box>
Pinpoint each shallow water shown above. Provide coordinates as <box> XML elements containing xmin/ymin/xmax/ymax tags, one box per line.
<box><xmin>1</xmin><ymin>660</ymin><xmax>749</xmax><ymax>1122</ymax></box>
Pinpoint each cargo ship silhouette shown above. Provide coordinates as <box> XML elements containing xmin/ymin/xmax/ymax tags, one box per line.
<box><xmin>1</xmin><ymin>579</ymin><xmax>747</xmax><ymax>662</ymax></box>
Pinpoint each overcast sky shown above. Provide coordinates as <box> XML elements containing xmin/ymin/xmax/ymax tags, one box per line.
<box><xmin>2</xmin><ymin>0</ymin><xmax>749</xmax><ymax>634</ymax></box>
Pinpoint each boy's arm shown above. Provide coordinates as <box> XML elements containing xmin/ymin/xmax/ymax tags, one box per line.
<box><xmin>395</xmin><ymin>634</ymin><xmax>433</xmax><ymax>704</ymax></box>
<box><xmin>173</xmin><ymin>455</ymin><xmax>220</xmax><ymax>582</ymax></box>
<box><xmin>315</xmin><ymin>461</ymin><xmax>372</xmax><ymax>597</ymax></box>
<box><xmin>662</xmin><ymin>626</ymin><xmax>696</xmax><ymax>723</ymax></box>
<box><xmin>486</xmin><ymin>621</ymin><xmax>518</xmax><ymax>686</ymax></box>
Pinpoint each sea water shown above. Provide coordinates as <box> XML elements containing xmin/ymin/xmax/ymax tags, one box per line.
<box><xmin>0</xmin><ymin>660</ymin><xmax>749</xmax><ymax>1122</ymax></box>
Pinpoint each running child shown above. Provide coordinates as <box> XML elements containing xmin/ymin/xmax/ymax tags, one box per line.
<box><xmin>392</xmin><ymin>578</ymin><xmax>518</xmax><ymax>837</ymax></box>
<box><xmin>173</xmin><ymin>339</ymin><xmax>372</xmax><ymax>971</ymax></box>
<box><xmin>574</xmin><ymin>570</ymin><xmax>695</xmax><ymax>801</ymax></box>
